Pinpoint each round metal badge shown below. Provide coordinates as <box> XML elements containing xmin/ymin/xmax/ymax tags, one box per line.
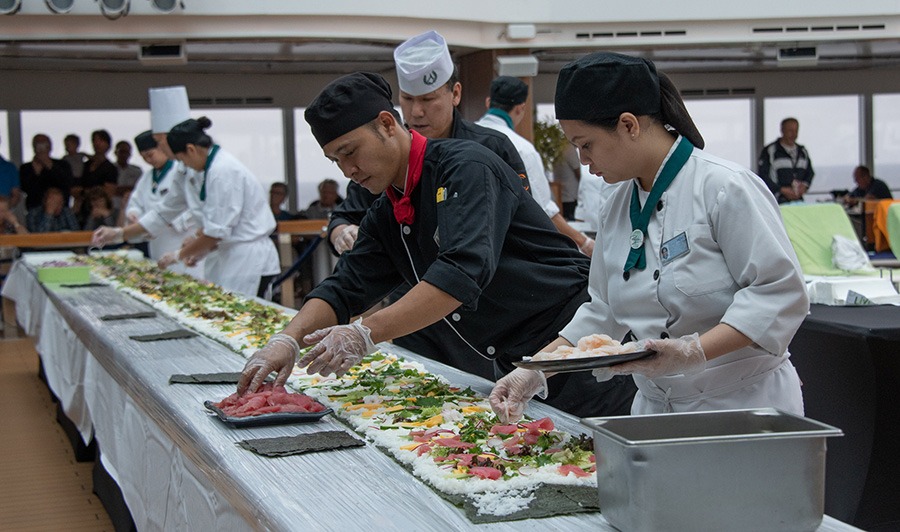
<box><xmin>629</xmin><ymin>229</ymin><xmax>644</xmax><ymax>250</ymax></box>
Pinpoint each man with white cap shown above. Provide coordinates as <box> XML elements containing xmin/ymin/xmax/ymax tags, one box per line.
<box><xmin>238</xmin><ymin>72</ymin><xmax>636</xmax><ymax>419</ymax></box>
<box><xmin>325</xmin><ymin>30</ymin><xmax>534</xmax><ymax>378</ymax></box>
<box><xmin>328</xmin><ymin>30</ymin><xmax>530</xmax><ymax>257</ymax></box>
<box><xmin>92</xmin><ymin>86</ymin><xmax>202</xmax><ymax>272</ymax></box>
<box><xmin>476</xmin><ymin>75</ymin><xmax>595</xmax><ymax>256</ymax></box>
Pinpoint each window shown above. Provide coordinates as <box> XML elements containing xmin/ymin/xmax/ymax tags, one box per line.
<box><xmin>294</xmin><ymin>108</ymin><xmax>343</xmax><ymax>212</ymax></box>
<box><xmin>20</xmin><ymin>108</ymin><xmax>284</xmax><ymax>191</ymax></box>
<box><xmin>683</xmin><ymin>99</ymin><xmax>753</xmax><ymax>168</ymax></box>
<box><xmin>0</xmin><ymin>111</ymin><xmax>8</xmax><ymax>160</ymax></box>
<box><xmin>21</xmin><ymin>109</ymin><xmax>152</xmax><ymax>172</ymax></box>
<box><xmin>873</xmin><ymin>94</ymin><xmax>900</xmax><ymax>190</ymax></box>
<box><xmin>764</xmin><ymin>96</ymin><xmax>860</xmax><ymax>199</ymax></box>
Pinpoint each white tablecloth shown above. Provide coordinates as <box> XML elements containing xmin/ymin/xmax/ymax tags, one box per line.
<box><xmin>2</xmin><ymin>259</ymin><xmax>860</xmax><ymax>532</ymax></box>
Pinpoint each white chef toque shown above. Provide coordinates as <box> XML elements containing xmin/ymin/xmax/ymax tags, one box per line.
<box><xmin>393</xmin><ymin>30</ymin><xmax>454</xmax><ymax>96</ymax></box>
<box><xmin>149</xmin><ymin>86</ymin><xmax>191</xmax><ymax>134</ymax></box>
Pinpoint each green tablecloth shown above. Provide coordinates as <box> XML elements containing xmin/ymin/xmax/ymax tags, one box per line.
<box><xmin>888</xmin><ymin>203</ymin><xmax>900</xmax><ymax>255</ymax></box>
<box><xmin>780</xmin><ymin>203</ymin><xmax>875</xmax><ymax>276</ymax></box>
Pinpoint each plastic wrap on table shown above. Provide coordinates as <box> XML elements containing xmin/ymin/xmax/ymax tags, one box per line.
<box><xmin>25</xmin><ymin>262</ymin><xmax>856</xmax><ymax>532</ymax></box>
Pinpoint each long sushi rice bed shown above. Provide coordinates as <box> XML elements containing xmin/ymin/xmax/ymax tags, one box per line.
<box><xmin>75</xmin><ymin>255</ymin><xmax>598</xmax><ymax>517</ymax></box>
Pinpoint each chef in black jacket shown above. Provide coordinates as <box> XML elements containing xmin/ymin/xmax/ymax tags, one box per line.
<box><xmin>238</xmin><ymin>72</ymin><xmax>636</xmax><ymax>419</ymax></box>
<box><xmin>327</xmin><ymin>30</ymin><xmax>531</xmax><ymax>379</ymax></box>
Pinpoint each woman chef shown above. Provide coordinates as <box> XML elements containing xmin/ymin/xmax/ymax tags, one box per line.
<box><xmin>490</xmin><ymin>52</ymin><xmax>808</xmax><ymax>419</ymax></box>
<box><xmin>122</xmin><ymin>130</ymin><xmax>203</xmax><ymax>278</ymax></box>
<box><xmin>160</xmin><ymin>117</ymin><xmax>280</xmax><ymax>297</ymax></box>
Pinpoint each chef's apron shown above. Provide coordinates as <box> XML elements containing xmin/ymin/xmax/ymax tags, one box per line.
<box><xmin>203</xmin><ymin>237</ymin><xmax>279</xmax><ymax>297</ymax></box>
<box><xmin>631</xmin><ymin>350</ymin><xmax>804</xmax><ymax>415</ymax></box>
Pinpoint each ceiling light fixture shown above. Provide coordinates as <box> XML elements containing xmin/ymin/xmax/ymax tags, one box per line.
<box><xmin>0</xmin><ymin>0</ymin><xmax>21</xmax><ymax>15</ymax></box>
<box><xmin>45</xmin><ymin>0</ymin><xmax>74</xmax><ymax>13</ymax></box>
<box><xmin>149</xmin><ymin>0</ymin><xmax>181</xmax><ymax>13</ymax></box>
<box><xmin>98</xmin><ymin>0</ymin><xmax>129</xmax><ymax>19</ymax></box>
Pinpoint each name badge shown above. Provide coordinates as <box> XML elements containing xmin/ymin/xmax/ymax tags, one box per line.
<box><xmin>660</xmin><ymin>232</ymin><xmax>689</xmax><ymax>266</ymax></box>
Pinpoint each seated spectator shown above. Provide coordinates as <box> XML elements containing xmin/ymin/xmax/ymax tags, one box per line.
<box><xmin>26</xmin><ymin>187</ymin><xmax>79</xmax><ymax>232</ymax></box>
<box><xmin>0</xmin><ymin>196</ymin><xmax>27</xmax><ymax>234</ymax></box>
<box><xmin>303</xmin><ymin>178</ymin><xmax>343</xmax><ymax>219</ymax></box>
<box><xmin>270</xmin><ymin>182</ymin><xmax>297</xmax><ymax>221</ymax></box>
<box><xmin>82</xmin><ymin>186</ymin><xmax>119</xmax><ymax>231</ymax></box>
<box><xmin>845</xmin><ymin>165</ymin><xmax>893</xmax><ymax>207</ymax></box>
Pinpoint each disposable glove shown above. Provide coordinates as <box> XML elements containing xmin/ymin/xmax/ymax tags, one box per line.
<box><xmin>92</xmin><ymin>226</ymin><xmax>124</xmax><ymax>247</ymax></box>
<box><xmin>157</xmin><ymin>252</ymin><xmax>179</xmax><ymax>270</ymax></box>
<box><xmin>593</xmin><ymin>333</ymin><xmax>706</xmax><ymax>382</ymax></box>
<box><xmin>237</xmin><ymin>333</ymin><xmax>301</xmax><ymax>395</ymax></box>
<box><xmin>333</xmin><ymin>224</ymin><xmax>359</xmax><ymax>255</ymax></box>
<box><xmin>298</xmin><ymin>318</ymin><xmax>376</xmax><ymax>377</ymax></box>
<box><xmin>488</xmin><ymin>368</ymin><xmax>548</xmax><ymax>424</ymax></box>
<box><xmin>578</xmin><ymin>235</ymin><xmax>595</xmax><ymax>256</ymax></box>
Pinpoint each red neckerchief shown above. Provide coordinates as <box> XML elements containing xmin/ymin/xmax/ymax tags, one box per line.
<box><xmin>386</xmin><ymin>130</ymin><xmax>427</xmax><ymax>225</ymax></box>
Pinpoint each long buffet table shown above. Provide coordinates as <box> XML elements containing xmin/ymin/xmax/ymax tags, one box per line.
<box><xmin>2</xmin><ymin>259</ymin><xmax>857</xmax><ymax>531</ymax></box>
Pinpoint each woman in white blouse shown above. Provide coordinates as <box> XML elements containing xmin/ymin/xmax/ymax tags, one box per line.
<box><xmin>490</xmin><ymin>52</ymin><xmax>808</xmax><ymax>419</ymax></box>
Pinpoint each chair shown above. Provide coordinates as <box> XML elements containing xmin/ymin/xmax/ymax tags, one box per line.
<box><xmin>779</xmin><ymin>203</ymin><xmax>877</xmax><ymax>276</ymax></box>
<box><xmin>871</xmin><ymin>199</ymin><xmax>900</xmax><ymax>253</ymax></box>
<box><xmin>889</xmin><ymin>203</ymin><xmax>900</xmax><ymax>258</ymax></box>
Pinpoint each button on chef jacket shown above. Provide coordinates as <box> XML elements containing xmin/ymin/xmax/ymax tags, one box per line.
<box><xmin>560</xmin><ymin>138</ymin><xmax>809</xmax><ymax>414</ymax></box>
<box><xmin>126</xmin><ymin>163</ymin><xmax>204</xmax><ymax>278</ymax></box>
<box><xmin>327</xmin><ymin>109</ymin><xmax>531</xmax><ymax>252</ymax></box>
<box><xmin>309</xmin><ymin>137</ymin><xmax>589</xmax><ymax>363</ymax></box>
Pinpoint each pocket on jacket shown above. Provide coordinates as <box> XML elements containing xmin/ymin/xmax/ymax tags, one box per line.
<box><xmin>672</xmin><ymin>224</ymin><xmax>735</xmax><ymax>296</ymax></box>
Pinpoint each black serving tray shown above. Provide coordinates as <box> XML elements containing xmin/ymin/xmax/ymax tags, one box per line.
<box><xmin>513</xmin><ymin>349</ymin><xmax>655</xmax><ymax>373</ymax></box>
<box><xmin>203</xmin><ymin>400</ymin><xmax>332</xmax><ymax>428</ymax></box>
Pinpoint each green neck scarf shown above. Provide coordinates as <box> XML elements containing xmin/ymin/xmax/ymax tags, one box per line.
<box><xmin>200</xmin><ymin>144</ymin><xmax>220</xmax><ymax>202</ymax></box>
<box><xmin>623</xmin><ymin>136</ymin><xmax>694</xmax><ymax>272</ymax></box>
<box><xmin>151</xmin><ymin>160</ymin><xmax>174</xmax><ymax>194</ymax></box>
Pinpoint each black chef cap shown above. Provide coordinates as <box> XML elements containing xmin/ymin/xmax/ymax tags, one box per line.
<box><xmin>305</xmin><ymin>72</ymin><xmax>396</xmax><ymax>148</ymax></box>
<box><xmin>167</xmin><ymin>117</ymin><xmax>210</xmax><ymax>154</ymax></box>
<box><xmin>134</xmin><ymin>130</ymin><xmax>157</xmax><ymax>152</ymax></box>
<box><xmin>555</xmin><ymin>52</ymin><xmax>660</xmax><ymax>122</ymax></box>
<box><xmin>490</xmin><ymin>76</ymin><xmax>528</xmax><ymax>106</ymax></box>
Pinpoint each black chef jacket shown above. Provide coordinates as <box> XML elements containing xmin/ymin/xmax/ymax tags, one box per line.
<box><xmin>326</xmin><ymin>109</ymin><xmax>531</xmax><ymax>254</ymax></box>
<box><xmin>309</xmin><ymin>137</ymin><xmax>586</xmax><ymax>363</ymax></box>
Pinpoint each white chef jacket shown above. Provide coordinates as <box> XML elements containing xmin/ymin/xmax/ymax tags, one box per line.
<box><xmin>126</xmin><ymin>164</ymin><xmax>204</xmax><ymax>278</ymax></box>
<box><xmin>561</xmin><ymin>137</ymin><xmax>809</xmax><ymax>415</ymax></box>
<box><xmin>476</xmin><ymin>113</ymin><xmax>560</xmax><ymax>218</ymax></box>
<box><xmin>189</xmin><ymin>147</ymin><xmax>279</xmax><ymax>297</ymax></box>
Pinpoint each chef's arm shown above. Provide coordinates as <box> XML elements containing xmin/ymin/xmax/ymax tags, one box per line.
<box><xmin>178</xmin><ymin>233</ymin><xmax>219</xmax><ymax>262</ymax></box>
<box><xmin>361</xmin><ymin>281</ymin><xmax>462</xmax><ymax>344</ymax></box>
<box><xmin>698</xmin><ymin>323</ymin><xmax>753</xmax><ymax>360</ymax></box>
<box><xmin>280</xmin><ymin>298</ymin><xmax>339</xmax><ymax>347</ymax></box>
<box><xmin>550</xmin><ymin>213</ymin><xmax>592</xmax><ymax>253</ymax></box>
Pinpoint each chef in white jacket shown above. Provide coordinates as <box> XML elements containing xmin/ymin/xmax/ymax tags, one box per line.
<box><xmin>490</xmin><ymin>52</ymin><xmax>808</xmax><ymax>419</ymax></box>
<box><xmin>92</xmin><ymin>86</ymin><xmax>203</xmax><ymax>265</ymax></box>
<box><xmin>123</xmin><ymin>130</ymin><xmax>204</xmax><ymax>278</ymax></box>
<box><xmin>165</xmin><ymin>116</ymin><xmax>280</xmax><ymax>297</ymax></box>
<box><xmin>475</xmin><ymin>76</ymin><xmax>594</xmax><ymax>255</ymax></box>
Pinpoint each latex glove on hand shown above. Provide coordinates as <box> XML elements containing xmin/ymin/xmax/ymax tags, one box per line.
<box><xmin>334</xmin><ymin>224</ymin><xmax>359</xmax><ymax>255</ymax></box>
<box><xmin>298</xmin><ymin>318</ymin><xmax>376</xmax><ymax>377</ymax></box>
<box><xmin>237</xmin><ymin>333</ymin><xmax>301</xmax><ymax>394</ymax></box>
<box><xmin>592</xmin><ymin>333</ymin><xmax>706</xmax><ymax>382</ymax></box>
<box><xmin>578</xmin><ymin>235</ymin><xmax>595</xmax><ymax>256</ymax></box>
<box><xmin>488</xmin><ymin>368</ymin><xmax>548</xmax><ymax>424</ymax></box>
<box><xmin>157</xmin><ymin>251</ymin><xmax>179</xmax><ymax>270</ymax></box>
<box><xmin>92</xmin><ymin>226</ymin><xmax>124</xmax><ymax>247</ymax></box>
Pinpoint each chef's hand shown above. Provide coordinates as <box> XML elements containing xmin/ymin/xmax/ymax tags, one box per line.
<box><xmin>298</xmin><ymin>319</ymin><xmax>376</xmax><ymax>377</ymax></box>
<box><xmin>237</xmin><ymin>333</ymin><xmax>302</xmax><ymax>395</ymax></box>
<box><xmin>578</xmin><ymin>235</ymin><xmax>595</xmax><ymax>256</ymax></box>
<box><xmin>92</xmin><ymin>226</ymin><xmax>124</xmax><ymax>247</ymax></box>
<box><xmin>592</xmin><ymin>333</ymin><xmax>706</xmax><ymax>382</ymax></box>
<box><xmin>332</xmin><ymin>224</ymin><xmax>359</xmax><ymax>255</ymax></box>
<box><xmin>157</xmin><ymin>251</ymin><xmax>178</xmax><ymax>270</ymax></box>
<box><xmin>488</xmin><ymin>368</ymin><xmax>548</xmax><ymax>424</ymax></box>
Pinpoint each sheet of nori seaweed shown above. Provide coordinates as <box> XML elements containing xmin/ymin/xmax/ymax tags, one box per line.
<box><xmin>129</xmin><ymin>329</ymin><xmax>198</xmax><ymax>342</ymax></box>
<box><xmin>99</xmin><ymin>311</ymin><xmax>157</xmax><ymax>321</ymax></box>
<box><xmin>237</xmin><ymin>431</ymin><xmax>365</xmax><ymax>457</ymax></box>
<box><xmin>169</xmin><ymin>372</ymin><xmax>245</xmax><ymax>384</ymax></box>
